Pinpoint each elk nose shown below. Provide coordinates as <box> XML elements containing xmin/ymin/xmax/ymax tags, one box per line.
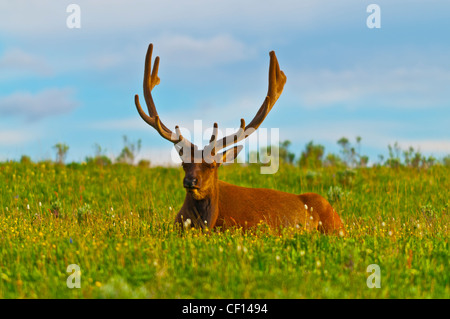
<box><xmin>183</xmin><ymin>177</ymin><xmax>198</xmax><ymax>188</ymax></box>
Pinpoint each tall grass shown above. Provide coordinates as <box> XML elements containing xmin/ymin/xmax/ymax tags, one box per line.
<box><xmin>0</xmin><ymin>162</ymin><xmax>448</xmax><ymax>298</ymax></box>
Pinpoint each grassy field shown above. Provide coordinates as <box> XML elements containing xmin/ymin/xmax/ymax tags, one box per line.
<box><xmin>0</xmin><ymin>161</ymin><xmax>448</xmax><ymax>298</ymax></box>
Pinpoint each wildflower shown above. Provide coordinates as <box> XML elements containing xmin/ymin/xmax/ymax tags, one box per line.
<box><xmin>300</xmin><ymin>250</ymin><xmax>305</xmax><ymax>256</ymax></box>
<box><xmin>304</xmin><ymin>204</ymin><xmax>308</xmax><ymax>210</ymax></box>
<box><xmin>339</xmin><ymin>230</ymin><xmax>345</xmax><ymax>237</ymax></box>
<box><xmin>184</xmin><ymin>218</ymin><xmax>192</xmax><ymax>228</ymax></box>
<box><xmin>310</xmin><ymin>216</ymin><xmax>314</xmax><ymax>220</ymax></box>
<box><xmin>381</xmin><ymin>222</ymin><xmax>386</xmax><ymax>227</ymax></box>
<box><xmin>276</xmin><ymin>255</ymin><xmax>281</xmax><ymax>261</ymax></box>
<box><xmin>39</xmin><ymin>202</ymin><xmax>42</xmax><ymax>207</ymax></box>
<box><xmin>316</xmin><ymin>260</ymin><xmax>322</xmax><ymax>267</ymax></box>
<box><xmin>95</xmin><ymin>281</ymin><xmax>102</xmax><ymax>287</ymax></box>
<box><xmin>388</xmin><ymin>231</ymin><xmax>393</xmax><ymax>236</ymax></box>
<box><xmin>169</xmin><ymin>206</ymin><xmax>173</xmax><ymax>211</ymax></box>
<box><xmin>318</xmin><ymin>221</ymin><xmax>322</xmax><ymax>226</ymax></box>
<box><xmin>27</xmin><ymin>204</ymin><xmax>30</xmax><ymax>210</ymax></box>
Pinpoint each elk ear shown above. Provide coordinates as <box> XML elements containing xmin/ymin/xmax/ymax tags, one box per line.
<box><xmin>216</xmin><ymin>145</ymin><xmax>243</xmax><ymax>165</ymax></box>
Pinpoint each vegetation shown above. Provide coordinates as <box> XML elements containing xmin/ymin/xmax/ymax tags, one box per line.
<box><xmin>289</xmin><ymin>137</ymin><xmax>447</xmax><ymax>170</ymax></box>
<box><xmin>0</xmin><ymin>157</ymin><xmax>448</xmax><ymax>298</ymax></box>
<box><xmin>299</xmin><ymin>141</ymin><xmax>325</xmax><ymax>169</ymax></box>
<box><xmin>116</xmin><ymin>136</ymin><xmax>142</xmax><ymax>165</ymax></box>
<box><xmin>0</xmin><ymin>137</ymin><xmax>448</xmax><ymax>298</ymax></box>
<box><xmin>53</xmin><ymin>143</ymin><xmax>69</xmax><ymax>165</ymax></box>
<box><xmin>85</xmin><ymin>144</ymin><xmax>112</xmax><ymax>167</ymax></box>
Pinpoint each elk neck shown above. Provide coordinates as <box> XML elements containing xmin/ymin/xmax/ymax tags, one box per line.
<box><xmin>183</xmin><ymin>176</ymin><xmax>220</xmax><ymax>228</ymax></box>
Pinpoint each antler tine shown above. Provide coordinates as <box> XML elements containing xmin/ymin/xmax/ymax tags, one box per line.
<box><xmin>214</xmin><ymin>50</ymin><xmax>286</xmax><ymax>153</ymax></box>
<box><xmin>213</xmin><ymin>118</ymin><xmax>246</xmax><ymax>153</ymax></box>
<box><xmin>135</xmin><ymin>44</ymin><xmax>196</xmax><ymax>151</ymax></box>
<box><xmin>209</xmin><ymin>122</ymin><xmax>219</xmax><ymax>144</ymax></box>
<box><xmin>134</xmin><ymin>95</ymin><xmax>172</xmax><ymax>140</ymax></box>
<box><xmin>203</xmin><ymin>123</ymin><xmax>219</xmax><ymax>157</ymax></box>
<box><xmin>143</xmin><ymin>44</ymin><xmax>170</xmax><ymax>133</ymax></box>
<box><xmin>143</xmin><ymin>44</ymin><xmax>159</xmax><ymax>116</ymax></box>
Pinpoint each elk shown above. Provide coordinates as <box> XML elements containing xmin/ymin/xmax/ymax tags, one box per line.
<box><xmin>134</xmin><ymin>43</ymin><xmax>345</xmax><ymax>234</ymax></box>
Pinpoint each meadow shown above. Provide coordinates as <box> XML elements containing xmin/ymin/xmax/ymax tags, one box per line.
<box><xmin>0</xmin><ymin>161</ymin><xmax>448</xmax><ymax>298</ymax></box>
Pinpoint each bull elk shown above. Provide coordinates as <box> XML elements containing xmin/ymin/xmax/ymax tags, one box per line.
<box><xmin>134</xmin><ymin>43</ymin><xmax>345</xmax><ymax>234</ymax></box>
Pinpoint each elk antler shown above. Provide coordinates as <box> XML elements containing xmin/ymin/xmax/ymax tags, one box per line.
<box><xmin>206</xmin><ymin>50</ymin><xmax>287</xmax><ymax>157</ymax></box>
<box><xmin>134</xmin><ymin>44</ymin><xmax>196</xmax><ymax>151</ymax></box>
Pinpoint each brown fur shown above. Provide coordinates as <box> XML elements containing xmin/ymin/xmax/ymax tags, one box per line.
<box><xmin>174</xmin><ymin>159</ymin><xmax>345</xmax><ymax>234</ymax></box>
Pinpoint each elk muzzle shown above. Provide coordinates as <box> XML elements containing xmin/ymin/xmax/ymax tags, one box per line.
<box><xmin>183</xmin><ymin>177</ymin><xmax>199</xmax><ymax>189</ymax></box>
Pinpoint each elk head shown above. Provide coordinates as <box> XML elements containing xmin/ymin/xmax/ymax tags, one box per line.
<box><xmin>134</xmin><ymin>44</ymin><xmax>286</xmax><ymax>200</ymax></box>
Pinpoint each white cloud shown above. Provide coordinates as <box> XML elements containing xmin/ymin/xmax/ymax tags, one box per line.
<box><xmin>0</xmin><ymin>88</ymin><xmax>78</xmax><ymax>121</ymax></box>
<box><xmin>278</xmin><ymin>119</ymin><xmax>400</xmax><ymax>145</ymax></box>
<box><xmin>0</xmin><ymin>1</ymin><xmax>347</xmax><ymax>37</ymax></box>
<box><xmin>289</xmin><ymin>66</ymin><xmax>450</xmax><ymax>109</ymax></box>
<box><xmin>155</xmin><ymin>34</ymin><xmax>253</xmax><ymax>68</ymax></box>
<box><xmin>88</xmin><ymin>53</ymin><xmax>124</xmax><ymax>70</ymax></box>
<box><xmin>90</xmin><ymin>117</ymin><xmax>149</xmax><ymax>131</ymax></box>
<box><xmin>87</xmin><ymin>33</ymin><xmax>251</xmax><ymax>71</ymax></box>
<box><xmin>91</xmin><ymin>94</ymin><xmax>260</xmax><ymax>132</ymax></box>
<box><xmin>0</xmin><ymin>129</ymin><xmax>38</xmax><ymax>146</ymax></box>
<box><xmin>0</xmin><ymin>48</ymin><xmax>53</xmax><ymax>77</ymax></box>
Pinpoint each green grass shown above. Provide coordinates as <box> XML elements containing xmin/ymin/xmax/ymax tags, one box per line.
<box><xmin>0</xmin><ymin>162</ymin><xmax>448</xmax><ymax>298</ymax></box>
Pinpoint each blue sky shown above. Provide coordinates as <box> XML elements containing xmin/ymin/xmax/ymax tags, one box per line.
<box><xmin>1</xmin><ymin>0</ymin><xmax>449</xmax><ymax>165</ymax></box>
